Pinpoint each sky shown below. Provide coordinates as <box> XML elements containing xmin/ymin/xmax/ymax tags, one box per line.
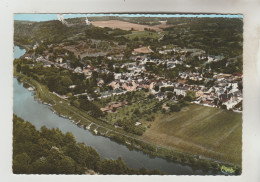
<box><xmin>14</xmin><ymin>13</ymin><xmax>243</xmax><ymax>22</ymax></box>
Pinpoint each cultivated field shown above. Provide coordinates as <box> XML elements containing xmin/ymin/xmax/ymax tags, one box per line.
<box><xmin>142</xmin><ymin>104</ymin><xmax>242</xmax><ymax>165</ymax></box>
<box><xmin>91</xmin><ymin>20</ymin><xmax>171</xmax><ymax>31</ymax></box>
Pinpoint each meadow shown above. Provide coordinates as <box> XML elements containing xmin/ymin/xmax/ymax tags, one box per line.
<box><xmin>142</xmin><ymin>104</ymin><xmax>242</xmax><ymax>165</ymax></box>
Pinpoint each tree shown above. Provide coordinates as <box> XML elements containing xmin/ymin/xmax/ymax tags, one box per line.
<box><xmin>96</xmin><ymin>157</ymin><xmax>129</xmax><ymax>174</ymax></box>
<box><xmin>161</xmin><ymin>108</ymin><xmax>166</xmax><ymax>113</ymax></box>
<box><xmin>165</xmin><ymin>86</ymin><xmax>174</xmax><ymax>92</ymax></box>
<box><xmin>77</xmin><ymin>144</ymin><xmax>100</xmax><ymax>170</ymax></box>
<box><xmin>78</xmin><ymin>95</ymin><xmax>103</xmax><ymax>117</ymax></box>
<box><xmin>13</xmin><ymin>115</ymin><xmax>163</xmax><ymax>175</ymax></box>
<box><xmin>238</xmin><ymin>82</ymin><xmax>243</xmax><ymax>92</ymax></box>
<box><xmin>61</xmin><ymin>76</ymin><xmax>73</xmax><ymax>87</ymax></box>
<box><xmin>72</xmin><ymin>100</ymin><xmax>80</xmax><ymax>108</ymax></box>
<box><xmin>167</xmin><ymin>92</ymin><xmax>174</xmax><ymax>99</ymax></box>
<box><xmin>56</xmin><ymin>155</ymin><xmax>76</xmax><ymax>174</ymax></box>
<box><xmin>13</xmin><ymin>152</ymin><xmax>32</xmax><ymax>174</ymax></box>
<box><xmin>92</xmin><ymin>71</ymin><xmax>98</xmax><ymax>79</ymax></box>
<box><xmin>186</xmin><ymin>90</ymin><xmax>196</xmax><ymax>100</ymax></box>
<box><xmin>44</xmin><ymin>147</ymin><xmax>76</xmax><ymax>174</ymax></box>
<box><xmin>161</xmin><ymin>87</ymin><xmax>165</xmax><ymax>92</ymax></box>
<box><xmin>148</xmin><ymin>94</ymin><xmax>155</xmax><ymax>99</ymax></box>
<box><xmin>221</xmin><ymin>104</ymin><xmax>227</xmax><ymax>110</ymax></box>
<box><xmin>170</xmin><ymin>104</ymin><xmax>181</xmax><ymax>112</ymax></box>
<box><xmin>47</xmin><ymin>76</ymin><xmax>60</xmax><ymax>92</ymax></box>
<box><xmin>134</xmin><ymin>108</ymin><xmax>140</xmax><ymax>115</ymax></box>
<box><xmin>63</xmin><ymin>132</ymin><xmax>76</xmax><ymax>145</ymax></box>
<box><xmin>16</xmin><ymin>63</ymin><xmax>21</xmax><ymax>73</ymax></box>
<box><xmin>21</xmin><ymin>65</ymin><xmax>30</xmax><ymax>75</ymax></box>
<box><xmin>183</xmin><ymin>95</ymin><xmax>192</xmax><ymax>102</ymax></box>
<box><xmin>154</xmin><ymin>85</ymin><xmax>159</xmax><ymax>92</ymax></box>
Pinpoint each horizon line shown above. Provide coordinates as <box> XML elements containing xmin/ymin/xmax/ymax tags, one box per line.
<box><xmin>14</xmin><ymin>13</ymin><xmax>243</xmax><ymax>22</ymax></box>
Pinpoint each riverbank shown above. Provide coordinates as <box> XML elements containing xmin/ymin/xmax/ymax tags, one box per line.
<box><xmin>14</xmin><ymin>71</ymin><xmax>241</xmax><ymax>175</ymax></box>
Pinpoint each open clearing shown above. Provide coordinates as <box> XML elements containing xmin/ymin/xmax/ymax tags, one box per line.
<box><xmin>123</xmin><ymin>31</ymin><xmax>162</xmax><ymax>40</ymax></box>
<box><xmin>91</xmin><ymin>20</ymin><xmax>171</xmax><ymax>31</ymax></box>
<box><xmin>142</xmin><ymin>104</ymin><xmax>242</xmax><ymax>165</ymax></box>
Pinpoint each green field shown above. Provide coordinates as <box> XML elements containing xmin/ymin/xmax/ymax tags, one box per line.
<box><xmin>142</xmin><ymin>104</ymin><xmax>242</xmax><ymax>165</ymax></box>
<box><xmin>123</xmin><ymin>31</ymin><xmax>161</xmax><ymax>40</ymax></box>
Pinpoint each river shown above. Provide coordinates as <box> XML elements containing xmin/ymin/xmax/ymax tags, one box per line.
<box><xmin>13</xmin><ymin>45</ymin><xmax>217</xmax><ymax>175</ymax></box>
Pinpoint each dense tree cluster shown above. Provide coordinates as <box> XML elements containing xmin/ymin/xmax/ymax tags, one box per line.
<box><xmin>163</xmin><ymin>18</ymin><xmax>243</xmax><ymax>59</ymax></box>
<box><xmin>71</xmin><ymin>95</ymin><xmax>104</xmax><ymax>118</ymax></box>
<box><xmin>166</xmin><ymin>93</ymin><xmax>195</xmax><ymax>112</ymax></box>
<box><xmin>13</xmin><ymin>115</ymin><xmax>164</xmax><ymax>174</ymax></box>
<box><xmin>15</xmin><ymin>57</ymin><xmax>115</xmax><ymax>98</ymax></box>
<box><xmin>15</xmin><ymin>60</ymin><xmax>84</xmax><ymax>95</ymax></box>
<box><xmin>14</xmin><ymin>20</ymin><xmax>88</xmax><ymax>45</ymax></box>
<box><xmin>205</xmin><ymin>57</ymin><xmax>243</xmax><ymax>74</ymax></box>
<box><xmin>116</xmin><ymin>118</ymin><xmax>146</xmax><ymax>136</ymax></box>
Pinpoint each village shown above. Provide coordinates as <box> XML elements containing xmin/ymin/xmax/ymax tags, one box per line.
<box><xmin>22</xmin><ymin>42</ymin><xmax>243</xmax><ymax>114</ymax></box>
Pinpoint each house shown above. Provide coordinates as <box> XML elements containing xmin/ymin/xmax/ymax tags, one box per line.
<box><xmin>126</xmin><ymin>62</ymin><xmax>137</xmax><ymax>71</ymax></box>
<box><xmin>101</xmin><ymin>101</ymin><xmax>128</xmax><ymax>113</ymax></box>
<box><xmin>174</xmin><ymin>87</ymin><xmax>187</xmax><ymax>96</ymax></box>
<box><xmin>97</xmin><ymin>79</ymin><xmax>105</xmax><ymax>87</ymax></box>
<box><xmin>195</xmin><ymin>90</ymin><xmax>204</xmax><ymax>97</ymax></box>
<box><xmin>135</xmin><ymin>122</ymin><xmax>142</xmax><ymax>126</ymax></box>
<box><xmin>159</xmin><ymin>50</ymin><xmax>167</xmax><ymax>54</ymax></box>
<box><xmin>108</xmin><ymin>81</ymin><xmax>121</xmax><ymax>89</ymax></box>
<box><xmin>43</xmin><ymin>64</ymin><xmax>51</xmax><ymax>68</ymax></box>
<box><xmin>223</xmin><ymin>96</ymin><xmax>242</xmax><ymax>110</ymax></box>
<box><xmin>167</xmin><ymin>61</ymin><xmax>176</xmax><ymax>69</ymax></box>
<box><xmin>122</xmin><ymin>81</ymin><xmax>138</xmax><ymax>91</ymax></box>
<box><xmin>82</xmin><ymin>68</ymin><xmax>92</xmax><ymax>77</ymax></box>
<box><xmin>114</xmin><ymin>73</ymin><xmax>122</xmax><ymax>80</ymax></box>
<box><xmin>69</xmin><ymin>85</ymin><xmax>76</xmax><ymax>89</ymax></box>
<box><xmin>173</xmin><ymin>60</ymin><xmax>183</xmax><ymax>65</ymax></box>
<box><xmin>139</xmin><ymin>80</ymin><xmax>154</xmax><ymax>90</ymax></box>
<box><xmin>219</xmin><ymin>93</ymin><xmax>233</xmax><ymax>103</ymax></box>
<box><xmin>155</xmin><ymin>92</ymin><xmax>167</xmax><ymax>101</ymax></box>
<box><xmin>33</xmin><ymin>42</ymin><xmax>39</xmax><ymax>50</ymax></box>
<box><xmin>56</xmin><ymin>57</ymin><xmax>63</xmax><ymax>64</ymax></box>
<box><xmin>74</xmin><ymin>67</ymin><xmax>82</xmax><ymax>73</ymax></box>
